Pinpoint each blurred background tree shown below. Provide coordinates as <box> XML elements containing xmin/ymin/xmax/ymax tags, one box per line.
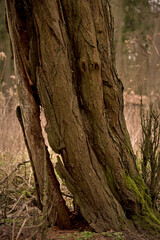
<box><xmin>112</xmin><ymin>0</ymin><xmax>160</xmax><ymax>96</ymax></box>
<box><xmin>110</xmin><ymin>0</ymin><xmax>160</xmax><ymax>155</ymax></box>
<box><xmin>0</xmin><ymin>0</ymin><xmax>25</xmax><ymax>165</ymax></box>
<box><xmin>0</xmin><ymin>0</ymin><xmax>13</xmax><ymax>91</ymax></box>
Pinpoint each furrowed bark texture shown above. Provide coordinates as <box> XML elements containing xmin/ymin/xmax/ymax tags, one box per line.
<box><xmin>5</xmin><ymin>0</ymin><xmax>158</xmax><ymax>232</ymax></box>
<box><xmin>6</xmin><ymin>0</ymin><xmax>71</xmax><ymax>229</ymax></box>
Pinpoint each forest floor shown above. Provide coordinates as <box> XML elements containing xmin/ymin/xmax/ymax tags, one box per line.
<box><xmin>0</xmin><ymin>160</ymin><xmax>160</xmax><ymax>240</ymax></box>
<box><xmin>0</xmin><ymin>209</ymin><xmax>160</xmax><ymax>240</ymax></box>
<box><xmin>0</xmin><ymin>223</ymin><xmax>160</xmax><ymax>240</ymax></box>
<box><xmin>36</xmin><ymin>226</ymin><xmax>160</xmax><ymax>240</ymax></box>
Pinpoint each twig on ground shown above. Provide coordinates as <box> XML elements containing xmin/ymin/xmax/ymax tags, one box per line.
<box><xmin>24</xmin><ymin>220</ymin><xmax>45</xmax><ymax>230</ymax></box>
<box><xmin>24</xmin><ymin>219</ymin><xmax>46</xmax><ymax>240</ymax></box>
<box><xmin>3</xmin><ymin>179</ymin><xmax>9</xmax><ymax>219</ymax></box>
<box><xmin>12</xmin><ymin>219</ymin><xmax>16</xmax><ymax>240</ymax></box>
<box><xmin>25</xmin><ymin>229</ymin><xmax>39</xmax><ymax>240</ymax></box>
<box><xmin>8</xmin><ymin>195</ymin><xmax>24</xmax><ymax>214</ymax></box>
<box><xmin>15</xmin><ymin>218</ymin><xmax>28</xmax><ymax>240</ymax></box>
<box><xmin>16</xmin><ymin>198</ymin><xmax>35</xmax><ymax>217</ymax></box>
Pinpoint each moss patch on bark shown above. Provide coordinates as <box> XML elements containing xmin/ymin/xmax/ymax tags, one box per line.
<box><xmin>123</xmin><ymin>172</ymin><xmax>160</xmax><ymax>232</ymax></box>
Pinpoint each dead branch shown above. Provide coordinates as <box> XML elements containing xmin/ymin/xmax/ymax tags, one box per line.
<box><xmin>16</xmin><ymin>198</ymin><xmax>36</xmax><ymax>217</ymax></box>
<box><xmin>0</xmin><ymin>161</ymin><xmax>30</xmax><ymax>185</ymax></box>
<box><xmin>8</xmin><ymin>194</ymin><xmax>24</xmax><ymax>214</ymax></box>
<box><xmin>23</xmin><ymin>220</ymin><xmax>45</xmax><ymax>230</ymax></box>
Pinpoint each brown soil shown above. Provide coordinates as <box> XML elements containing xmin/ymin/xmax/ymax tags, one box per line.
<box><xmin>0</xmin><ymin>223</ymin><xmax>160</xmax><ymax>240</ymax></box>
<box><xmin>37</xmin><ymin>227</ymin><xmax>160</xmax><ymax>240</ymax></box>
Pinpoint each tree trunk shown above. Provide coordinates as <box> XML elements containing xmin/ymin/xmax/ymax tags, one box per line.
<box><xmin>5</xmin><ymin>0</ymin><xmax>160</xmax><ymax>233</ymax></box>
<box><xmin>5</xmin><ymin>0</ymin><xmax>71</xmax><ymax>229</ymax></box>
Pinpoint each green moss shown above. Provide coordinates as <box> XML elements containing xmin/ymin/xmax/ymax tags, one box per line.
<box><xmin>123</xmin><ymin>172</ymin><xmax>152</xmax><ymax>209</ymax></box>
<box><xmin>123</xmin><ymin>172</ymin><xmax>160</xmax><ymax>229</ymax></box>
<box><xmin>134</xmin><ymin>176</ymin><xmax>151</xmax><ymax>206</ymax></box>
<box><xmin>124</xmin><ymin>173</ymin><xmax>145</xmax><ymax>209</ymax></box>
<box><xmin>133</xmin><ymin>214</ymin><xmax>160</xmax><ymax>235</ymax></box>
<box><xmin>105</xmin><ymin>166</ymin><xmax>120</xmax><ymax>201</ymax></box>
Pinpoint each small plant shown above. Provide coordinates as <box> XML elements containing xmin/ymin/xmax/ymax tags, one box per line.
<box><xmin>101</xmin><ymin>231</ymin><xmax>124</xmax><ymax>240</ymax></box>
<box><xmin>101</xmin><ymin>232</ymin><xmax>113</xmax><ymax>237</ymax></box>
<box><xmin>113</xmin><ymin>232</ymin><xmax>124</xmax><ymax>240</ymax></box>
<box><xmin>62</xmin><ymin>235</ymin><xmax>68</xmax><ymax>240</ymax></box>
<box><xmin>75</xmin><ymin>231</ymin><xmax>95</xmax><ymax>240</ymax></box>
<box><xmin>140</xmin><ymin>103</ymin><xmax>160</xmax><ymax>209</ymax></box>
<box><xmin>61</xmin><ymin>234</ymin><xmax>72</xmax><ymax>240</ymax></box>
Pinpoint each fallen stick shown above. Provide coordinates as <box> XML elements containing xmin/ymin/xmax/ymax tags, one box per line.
<box><xmin>15</xmin><ymin>218</ymin><xmax>28</xmax><ymax>240</ymax></box>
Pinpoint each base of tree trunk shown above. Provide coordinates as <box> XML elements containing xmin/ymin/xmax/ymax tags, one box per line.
<box><xmin>5</xmin><ymin>0</ymin><xmax>160</xmax><ymax>234</ymax></box>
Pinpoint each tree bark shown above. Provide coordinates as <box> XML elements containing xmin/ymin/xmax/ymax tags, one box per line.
<box><xmin>5</xmin><ymin>0</ymin><xmax>71</xmax><ymax>229</ymax></box>
<box><xmin>5</xmin><ymin>0</ymin><xmax>160</xmax><ymax>233</ymax></box>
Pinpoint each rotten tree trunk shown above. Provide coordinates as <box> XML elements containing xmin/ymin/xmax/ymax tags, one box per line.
<box><xmin>5</xmin><ymin>0</ymin><xmax>160</xmax><ymax>233</ymax></box>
